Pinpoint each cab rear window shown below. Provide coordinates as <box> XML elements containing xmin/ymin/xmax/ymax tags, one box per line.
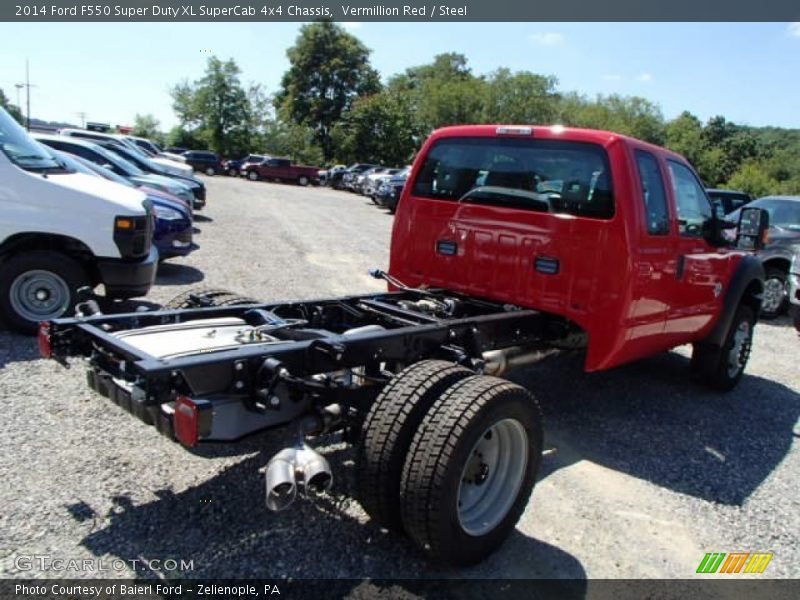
<box><xmin>412</xmin><ymin>137</ymin><xmax>614</xmax><ymax>219</ymax></box>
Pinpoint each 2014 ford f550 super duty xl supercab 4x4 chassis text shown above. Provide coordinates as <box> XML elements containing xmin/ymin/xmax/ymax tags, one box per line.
<box><xmin>41</xmin><ymin>125</ymin><xmax>767</xmax><ymax>566</ymax></box>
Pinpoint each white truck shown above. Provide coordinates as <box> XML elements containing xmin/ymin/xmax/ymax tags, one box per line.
<box><xmin>0</xmin><ymin>107</ymin><xmax>157</xmax><ymax>333</ymax></box>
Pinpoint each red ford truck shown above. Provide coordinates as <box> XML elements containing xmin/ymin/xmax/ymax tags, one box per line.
<box><xmin>244</xmin><ymin>157</ymin><xmax>319</xmax><ymax>186</ymax></box>
<box><xmin>42</xmin><ymin>125</ymin><xmax>767</xmax><ymax>566</ymax></box>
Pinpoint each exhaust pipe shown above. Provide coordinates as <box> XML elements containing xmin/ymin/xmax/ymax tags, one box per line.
<box><xmin>264</xmin><ymin>443</ymin><xmax>333</xmax><ymax>512</ymax></box>
<box><xmin>482</xmin><ymin>346</ymin><xmax>556</xmax><ymax>377</ymax></box>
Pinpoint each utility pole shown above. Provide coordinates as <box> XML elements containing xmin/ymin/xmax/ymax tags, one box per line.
<box><xmin>76</xmin><ymin>112</ymin><xmax>87</xmax><ymax>128</ymax></box>
<box><xmin>25</xmin><ymin>59</ymin><xmax>31</xmax><ymax>130</ymax></box>
<box><xmin>14</xmin><ymin>83</ymin><xmax>23</xmax><ymax>113</ymax></box>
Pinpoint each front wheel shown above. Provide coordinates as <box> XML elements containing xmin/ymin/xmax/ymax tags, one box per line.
<box><xmin>400</xmin><ymin>376</ymin><xmax>542</xmax><ymax>566</ymax></box>
<box><xmin>0</xmin><ymin>251</ymin><xmax>88</xmax><ymax>334</ymax></box>
<box><xmin>247</xmin><ymin>171</ymin><xmax>259</xmax><ymax>181</ymax></box>
<box><xmin>691</xmin><ymin>304</ymin><xmax>756</xmax><ymax>391</ymax></box>
<box><xmin>760</xmin><ymin>267</ymin><xmax>787</xmax><ymax>319</ymax></box>
<box><xmin>228</xmin><ymin>167</ymin><xmax>238</xmax><ymax>177</ymax></box>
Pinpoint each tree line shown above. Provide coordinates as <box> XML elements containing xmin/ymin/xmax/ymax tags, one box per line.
<box><xmin>4</xmin><ymin>21</ymin><xmax>798</xmax><ymax>197</ymax></box>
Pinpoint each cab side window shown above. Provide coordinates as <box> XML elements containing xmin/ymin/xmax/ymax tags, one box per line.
<box><xmin>667</xmin><ymin>161</ymin><xmax>712</xmax><ymax>237</ymax></box>
<box><xmin>635</xmin><ymin>150</ymin><xmax>669</xmax><ymax>235</ymax></box>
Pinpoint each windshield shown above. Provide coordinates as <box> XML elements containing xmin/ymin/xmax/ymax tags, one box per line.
<box><xmin>0</xmin><ymin>108</ymin><xmax>61</xmax><ymax>171</ymax></box>
<box><xmin>106</xmin><ymin>144</ymin><xmax>159</xmax><ymax>173</ymax></box>
<box><xmin>92</xmin><ymin>143</ymin><xmax>145</xmax><ymax>176</ymax></box>
<box><xmin>70</xmin><ymin>153</ymin><xmax>135</xmax><ymax>187</ymax></box>
<box><xmin>412</xmin><ymin>137</ymin><xmax>614</xmax><ymax>219</ymax></box>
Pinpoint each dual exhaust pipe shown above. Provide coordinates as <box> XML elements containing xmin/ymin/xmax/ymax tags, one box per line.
<box><xmin>265</xmin><ymin>443</ymin><xmax>333</xmax><ymax>511</ymax></box>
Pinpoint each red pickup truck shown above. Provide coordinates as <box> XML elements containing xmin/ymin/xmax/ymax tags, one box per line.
<box><xmin>43</xmin><ymin>125</ymin><xmax>767</xmax><ymax>566</ymax></box>
<box><xmin>244</xmin><ymin>157</ymin><xmax>319</xmax><ymax>186</ymax></box>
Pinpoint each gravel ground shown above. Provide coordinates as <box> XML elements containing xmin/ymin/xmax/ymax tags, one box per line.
<box><xmin>1</xmin><ymin>176</ymin><xmax>798</xmax><ymax>585</ymax></box>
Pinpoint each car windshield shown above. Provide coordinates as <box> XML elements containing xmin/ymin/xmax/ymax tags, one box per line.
<box><xmin>0</xmin><ymin>109</ymin><xmax>61</xmax><ymax>171</ymax></box>
<box><xmin>106</xmin><ymin>144</ymin><xmax>159</xmax><ymax>173</ymax></box>
<box><xmin>92</xmin><ymin>143</ymin><xmax>145</xmax><ymax>176</ymax></box>
<box><xmin>70</xmin><ymin>153</ymin><xmax>136</xmax><ymax>187</ymax></box>
<box><xmin>731</xmin><ymin>198</ymin><xmax>800</xmax><ymax>230</ymax></box>
<box><xmin>412</xmin><ymin>137</ymin><xmax>614</xmax><ymax>219</ymax></box>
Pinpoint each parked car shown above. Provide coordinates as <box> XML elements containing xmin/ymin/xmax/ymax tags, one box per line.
<box><xmin>339</xmin><ymin>163</ymin><xmax>378</xmax><ymax>190</ymax></box>
<box><xmin>706</xmin><ymin>188</ymin><xmax>753</xmax><ymax>215</ymax></box>
<box><xmin>362</xmin><ymin>168</ymin><xmax>401</xmax><ymax>198</ymax></box>
<box><xmin>223</xmin><ymin>154</ymin><xmax>267</xmax><ymax>177</ymax></box>
<box><xmin>319</xmin><ymin>164</ymin><xmax>347</xmax><ymax>186</ymax></box>
<box><xmin>0</xmin><ymin>107</ymin><xmax>156</xmax><ymax>333</ymax></box>
<box><xmin>244</xmin><ymin>157</ymin><xmax>320</xmax><ymax>186</ymax></box>
<box><xmin>124</xmin><ymin>136</ymin><xmax>187</xmax><ymax>163</ymax></box>
<box><xmin>788</xmin><ymin>249</ymin><xmax>800</xmax><ymax>332</ymax></box>
<box><xmin>34</xmin><ymin>134</ymin><xmax>202</xmax><ymax>210</ymax></box>
<box><xmin>96</xmin><ymin>141</ymin><xmax>207</xmax><ymax>208</ymax></box>
<box><xmin>183</xmin><ymin>150</ymin><xmax>222</xmax><ymax>176</ymax></box>
<box><xmin>166</xmin><ymin>146</ymin><xmax>189</xmax><ymax>155</ymax></box>
<box><xmin>375</xmin><ymin>167</ymin><xmax>411</xmax><ymax>213</ymax></box>
<box><xmin>53</xmin><ymin>151</ymin><xmax>196</xmax><ymax>260</ymax></box>
<box><xmin>59</xmin><ymin>129</ymin><xmax>193</xmax><ymax>177</ymax></box>
<box><xmin>727</xmin><ymin>195</ymin><xmax>800</xmax><ymax>318</ymax></box>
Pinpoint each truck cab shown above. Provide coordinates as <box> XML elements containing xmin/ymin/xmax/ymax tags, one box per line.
<box><xmin>390</xmin><ymin>125</ymin><xmax>763</xmax><ymax>373</ymax></box>
<box><xmin>0</xmin><ymin>107</ymin><xmax>157</xmax><ymax>333</ymax></box>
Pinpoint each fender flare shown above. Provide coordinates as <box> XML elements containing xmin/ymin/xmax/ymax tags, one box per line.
<box><xmin>704</xmin><ymin>255</ymin><xmax>764</xmax><ymax>347</ymax></box>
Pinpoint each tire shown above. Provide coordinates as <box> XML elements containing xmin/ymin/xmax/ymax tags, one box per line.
<box><xmin>357</xmin><ymin>360</ymin><xmax>472</xmax><ymax>531</ymax></box>
<box><xmin>228</xmin><ymin>168</ymin><xmax>238</xmax><ymax>177</ymax></box>
<box><xmin>164</xmin><ymin>287</ymin><xmax>256</xmax><ymax>310</ymax></box>
<box><xmin>760</xmin><ymin>267</ymin><xmax>787</xmax><ymax>319</ymax></box>
<box><xmin>0</xmin><ymin>251</ymin><xmax>88</xmax><ymax>334</ymax></box>
<box><xmin>691</xmin><ymin>304</ymin><xmax>756</xmax><ymax>391</ymax></box>
<box><xmin>205</xmin><ymin>166</ymin><xmax>216</xmax><ymax>176</ymax></box>
<box><xmin>400</xmin><ymin>376</ymin><xmax>543</xmax><ymax>566</ymax></box>
<box><xmin>247</xmin><ymin>171</ymin><xmax>259</xmax><ymax>181</ymax></box>
<box><xmin>298</xmin><ymin>176</ymin><xmax>309</xmax><ymax>187</ymax></box>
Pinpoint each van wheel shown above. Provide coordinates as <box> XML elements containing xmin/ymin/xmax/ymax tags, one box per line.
<box><xmin>298</xmin><ymin>176</ymin><xmax>309</xmax><ymax>187</ymax></box>
<box><xmin>247</xmin><ymin>171</ymin><xmax>259</xmax><ymax>181</ymax></box>
<box><xmin>400</xmin><ymin>376</ymin><xmax>543</xmax><ymax>566</ymax></box>
<box><xmin>760</xmin><ymin>267</ymin><xmax>787</xmax><ymax>319</ymax></box>
<box><xmin>205</xmin><ymin>166</ymin><xmax>216</xmax><ymax>176</ymax></box>
<box><xmin>691</xmin><ymin>304</ymin><xmax>756</xmax><ymax>391</ymax></box>
<box><xmin>0</xmin><ymin>251</ymin><xmax>87</xmax><ymax>334</ymax></box>
<box><xmin>357</xmin><ymin>360</ymin><xmax>472</xmax><ymax>531</ymax></box>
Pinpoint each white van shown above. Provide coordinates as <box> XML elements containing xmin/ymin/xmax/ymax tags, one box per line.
<box><xmin>0</xmin><ymin>108</ymin><xmax>158</xmax><ymax>333</ymax></box>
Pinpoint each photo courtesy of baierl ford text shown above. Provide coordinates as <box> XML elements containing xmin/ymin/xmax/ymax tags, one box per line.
<box><xmin>1</xmin><ymin>1</ymin><xmax>799</xmax><ymax>599</ymax></box>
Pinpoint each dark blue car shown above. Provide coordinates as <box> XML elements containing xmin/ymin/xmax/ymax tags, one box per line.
<box><xmin>54</xmin><ymin>150</ymin><xmax>196</xmax><ymax>260</ymax></box>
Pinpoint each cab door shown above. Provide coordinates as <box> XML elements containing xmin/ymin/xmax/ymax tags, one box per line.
<box><xmin>624</xmin><ymin>148</ymin><xmax>675</xmax><ymax>352</ymax></box>
<box><xmin>663</xmin><ymin>159</ymin><xmax>729</xmax><ymax>339</ymax></box>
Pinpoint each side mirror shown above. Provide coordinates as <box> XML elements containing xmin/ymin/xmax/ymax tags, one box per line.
<box><xmin>701</xmin><ymin>211</ymin><xmax>731</xmax><ymax>247</ymax></box>
<box><xmin>735</xmin><ymin>207</ymin><xmax>770</xmax><ymax>250</ymax></box>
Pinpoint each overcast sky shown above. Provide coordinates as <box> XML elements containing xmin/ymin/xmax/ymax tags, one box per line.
<box><xmin>1</xmin><ymin>22</ymin><xmax>799</xmax><ymax>130</ymax></box>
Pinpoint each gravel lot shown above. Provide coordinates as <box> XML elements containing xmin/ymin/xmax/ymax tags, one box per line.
<box><xmin>1</xmin><ymin>176</ymin><xmax>798</xmax><ymax>584</ymax></box>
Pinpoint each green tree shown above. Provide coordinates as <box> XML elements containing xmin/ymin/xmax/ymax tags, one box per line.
<box><xmin>388</xmin><ymin>53</ymin><xmax>485</xmax><ymax>133</ymax></box>
<box><xmin>0</xmin><ymin>88</ymin><xmax>23</xmax><ymax>123</ymax></box>
<box><xmin>170</xmin><ymin>56</ymin><xmax>252</xmax><ymax>157</ymax></box>
<box><xmin>276</xmin><ymin>21</ymin><xmax>381</xmax><ymax>160</ymax></box>
<box><xmin>481</xmin><ymin>69</ymin><xmax>559</xmax><ymax>124</ymax></box>
<box><xmin>726</xmin><ymin>160</ymin><xmax>780</xmax><ymax>198</ymax></box>
<box><xmin>331</xmin><ymin>92</ymin><xmax>419</xmax><ymax>165</ymax></box>
<box><xmin>559</xmin><ymin>93</ymin><xmax>665</xmax><ymax>145</ymax></box>
<box><xmin>131</xmin><ymin>113</ymin><xmax>162</xmax><ymax>143</ymax></box>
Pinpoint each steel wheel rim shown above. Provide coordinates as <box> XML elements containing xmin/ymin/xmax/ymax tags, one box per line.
<box><xmin>457</xmin><ymin>418</ymin><xmax>528</xmax><ymax>536</ymax></box>
<box><xmin>9</xmin><ymin>269</ymin><xmax>71</xmax><ymax>322</ymax></box>
<box><xmin>762</xmin><ymin>277</ymin><xmax>785</xmax><ymax>313</ymax></box>
<box><xmin>727</xmin><ymin>320</ymin><xmax>752</xmax><ymax>378</ymax></box>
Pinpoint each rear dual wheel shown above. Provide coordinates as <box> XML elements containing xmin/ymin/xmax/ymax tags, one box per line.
<box><xmin>358</xmin><ymin>361</ymin><xmax>543</xmax><ymax>566</ymax></box>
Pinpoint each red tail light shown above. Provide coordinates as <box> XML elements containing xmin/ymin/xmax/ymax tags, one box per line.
<box><xmin>38</xmin><ymin>322</ymin><xmax>52</xmax><ymax>358</ymax></box>
<box><xmin>174</xmin><ymin>395</ymin><xmax>199</xmax><ymax>447</ymax></box>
